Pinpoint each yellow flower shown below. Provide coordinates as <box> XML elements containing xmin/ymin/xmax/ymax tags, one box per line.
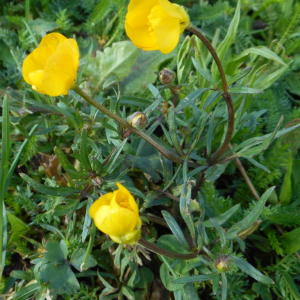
<box><xmin>22</xmin><ymin>33</ymin><xmax>79</xmax><ymax>97</ymax></box>
<box><xmin>89</xmin><ymin>183</ymin><xmax>142</xmax><ymax>245</ymax></box>
<box><xmin>125</xmin><ymin>0</ymin><xmax>190</xmax><ymax>54</ymax></box>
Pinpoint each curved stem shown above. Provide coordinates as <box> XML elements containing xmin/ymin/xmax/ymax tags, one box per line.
<box><xmin>186</xmin><ymin>25</ymin><xmax>235</xmax><ymax>194</ymax></box>
<box><xmin>138</xmin><ymin>238</ymin><xmax>198</xmax><ymax>260</ymax></box>
<box><xmin>73</xmin><ymin>85</ymin><xmax>199</xmax><ymax>168</ymax></box>
<box><xmin>186</xmin><ymin>25</ymin><xmax>228</xmax><ymax>92</ymax></box>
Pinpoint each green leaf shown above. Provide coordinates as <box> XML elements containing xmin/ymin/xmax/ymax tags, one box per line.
<box><xmin>229</xmin><ymin>87</ymin><xmax>263</xmax><ymax>94</ymax></box>
<box><xmin>279</xmin><ymin>227</ymin><xmax>300</xmax><ymax>254</ymax></box>
<box><xmin>183</xmin><ymin>283</ymin><xmax>200</xmax><ymax>300</ymax></box>
<box><xmin>281</xmin><ymin>273</ymin><xmax>300</xmax><ymax>300</ymax></box>
<box><xmin>122</xmin><ymin>50</ymin><xmax>175</xmax><ymax>95</ymax></box>
<box><xmin>89</xmin><ymin>41</ymin><xmax>139</xmax><ymax>90</ymax></box>
<box><xmin>252</xmin><ymin>282</ymin><xmax>272</xmax><ymax>300</ymax></box>
<box><xmin>71</xmin><ymin>248</ymin><xmax>97</xmax><ymax>272</ymax></box>
<box><xmin>39</xmin><ymin>240</ymin><xmax>80</xmax><ymax>296</ymax></box>
<box><xmin>203</xmin><ymin>204</ymin><xmax>240</xmax><ymax>228</ymax></box>
<box><xmin>81</xmin><ymin>129</ymin><xmax>92</xmax><ymax>171</ymax></box>
<box><xmin>221</xmin><ymin>273</ymin><xmax>228</xmax><ymax>300</ymax></box>
<box><xmin>6</xmin><ymin>212</ymin><xmax>29</xmax><ymax>233</ymax></box>
<box><xmin>103</xmin><ymin>75</ymin><xmax>120</xmax><ymax>90</ymax></box>
<box><xmin>175</xmin><ymin>88</ymin><xmax>210</xmax><ymax>112</ymax></box>
<box><xmin>192</xmin><ymin>57</ymin><xmax>218</xmax><ymax>88</ymax></box>
<box><xmin>54</xmin><ymin>146</ymin><xmax>76</xmax><ymax>173</ymax></box>
<box><xmin>232</xmin><ymin>255</ymin><xmax>274</xmax><ymax>284</ymax></box>
<box><xmin>0</xmin><ymin>95</ymin><xmax>10</xmax><ymax>273</ymax></box>
<box><xmin>180</xmin><ymin>182</ymin><xmax>196</xmax><ymax>242</ymax></box>
<box><xmin>210</xmin><ymin>218</ymin><xmax>226</xmax><ymax>249</ymax></box>
<box><xmin>205</xmin><ymin>164</ymin><xmax>226</xmax><ymax>182</ymax></box>
<box><xmin>279</xmin><ymin>152</ymin><xmax>293</xmax><ymax>205</ymax></box>
<box><xmin>203</xmin><ymin>91</ymin><xmax>221</xmax><ymax>110</ymax></box>
<box><xmin>172</xmin><ymin>273</ymin><xmax>218</xmax><ymax>284</ymax></box>
<box><xmin>20</xmin><ymin>173</ymin><xmax>80</xmax><ymax>197</ymax></box>
<box><xmin>121</xmin><ymin>286</ymin><xmax>135</xmax><ymax>300</ymax></box>
<box><xmin>161</xmin><ymin>210</ymin><xmax>190</xmax><ymax>251</ymax></box>
<box><xmin>212</xmin><ymin>0</ymin><xmax>240</xmax><ymax>80</ymax></box>
<box><xmin>228</xmin><ymin>67</ymin><xmax>252</xmax><ymax>86</ymax></box>
<box><xmin>226</xmin><ymin>187</ymin><xmax>275</xmax><ymax>239</ymax></box>
<box><xmin>177</xmin><ymin>36</ymin><xmax>193</xmax><ymax>84</ymax></box>
<box><xmin>168</xmin><ymin>107</ymin><xmax>184</xmax><ymax>155</ymax></box>
<box><xmin>10</xmin><ymin>270</ymin><xmax>32</xmax><ymax>281</ymax></box>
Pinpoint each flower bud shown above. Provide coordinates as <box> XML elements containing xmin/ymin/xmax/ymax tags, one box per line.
<box><xmin>159</xmin><ymin>68</ymin><xmax>176</xmax><ymax>85</ymax></box>
<box><xmin>214</xmin><ymin>255</ymin><xmax>232</xmax><ymax>272</ymax></box>
<box><xmin>127</xmin><ymin>112</ymin><xmax>148</xmax><ymax>128</ymax></box>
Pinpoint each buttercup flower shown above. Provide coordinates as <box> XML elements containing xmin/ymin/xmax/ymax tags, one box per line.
<box><xmin>22</xmin><ymin>33</ymin><xmax>79</xmax><ymax>97</ymax></box>
<box><xmin>89</xmin><ymin>183</ymin><xmax>142</xmax><ymax>245</ymax></box>
<box><xmin>125</xmin><ymin>0</ymin><xmax>190</xmax><ymax>54</ymax></box>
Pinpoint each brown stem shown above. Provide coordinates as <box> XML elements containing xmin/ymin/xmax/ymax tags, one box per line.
<box><xmin>73</xmin><ymin>85</ymin><xmax>199</xmax><ymax>168</ymax></box>
<box><xmin>138</xmin><ymin>238</ymin><xmax>198</xmax><ymax>260</ymax></box>
<box><xmin>228</xmin><ymin>144</ymin><xmax>260</xmax><ymax>201</ymax></box>
<box><xmin>186</xmin><ymin>25</ymin><xmax>235</xmax><ymax>195</ymax></box>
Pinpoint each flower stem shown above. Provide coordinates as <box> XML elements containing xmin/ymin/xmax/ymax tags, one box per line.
<box><xmin>186</xmin><ymin>25</ymin><xmax>235</xmax><ymax>194</ymax></box>
<box><xmin>73</xmin><ymin>85</ymin><xmax>199</xmax><ymax>168</ymax></box>
<box><xmin>138</xmin><ymin>238</ymin><xmax>198</xmax><ymax>260</ymax></box>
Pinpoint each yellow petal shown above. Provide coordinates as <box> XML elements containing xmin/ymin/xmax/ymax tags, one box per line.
<box><xmin>56</xmin><ymin>39</ymin><xmax>80</xmax><ymax>65</ymax></box>
<box><xmin>39</xmin><ymin>50</ymin><xmax>79</xmax><ymax>96</ymax></box>
<box><xmin>149</xmin><ymin>5</ymin><xmax>181</xmax><ymax>54</ymax></box>
<box><xmin>89</xmin><ymin>192</ymin><xmax>113</xmax><ymax>219</ymax></box>
<box><xmin>28</xmin><ymin>70</ymin><xmax>46</xmax><ymax>94</ymax></box>
<box><xmin>125</xmin><ymin>22</ymin><xmax>159</xmax><ymax>50</ymax></box>
<box><xmin>39</xmin><ymin>32</ymin><xmax>67</xmax><ymax>51</ymax></box>
<box><xmin>112</xmin><ymin>183</ymin><xmax>139</xmax><ymax>215</ymax></box>
<box><xmin>22</xmin><ymin>47</ymin><xmax>54</xmax><ymax>84</ymax></box>
<box><xmin>109</xmin><ymin>226</ymin><xmax>141</xmax><ymax>245</ymax></box>
<box><xmin>94</xmin><ymin>206</ymin><xmax>139</xmax><ymax>236</ymax></box>
<box><xmin>159</xmin><ymin>0</ymin><xmax>185</xmax><ymax>19</ymax></box>
<box><xmin>126</xmin><ymin>0</ymin><xmax>159</xmax><ymax>29</ymax></box>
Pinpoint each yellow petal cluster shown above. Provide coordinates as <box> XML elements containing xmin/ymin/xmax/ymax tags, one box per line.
<box><xmin>125</xmin><ymin>0</ymin><xmax>190</xmax><ymax>54</ymax></box>
<box><xmin>89</xmin><ymin>183</ymin><xmax>142</xmax><ymax>245</ymax></box>
<box><xmin>22</xmin><ymin>33</ymin><xmax>79</xmax><ymax>97</ymax></box>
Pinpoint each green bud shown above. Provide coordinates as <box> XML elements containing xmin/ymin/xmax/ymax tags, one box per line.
<box><xmin>127</xmin><ymin>112</ymin><xmax>148</xmax><ymax>128</ymax></box>
<box><xmin>159</xmin><ymin>68</ymin><xmax>176</xmax><ymax>85</ymax></box>
<box><xmin>214</xmin><ymin>255</ymin><xmax>232</xmax><ymax>272</ymax></box>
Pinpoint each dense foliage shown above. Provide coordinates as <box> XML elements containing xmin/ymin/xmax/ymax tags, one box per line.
<box><xmin>1</xmin><ymin>0</ymin><xmax>300</xmax><ymax>299</ymax></box>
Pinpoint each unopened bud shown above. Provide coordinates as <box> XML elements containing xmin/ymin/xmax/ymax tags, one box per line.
<box><xmin>159</xmin><ymin>68</ymin><xmax>176</xmax><ymax>85</ymax></box>
<box><xmin>127</xmin><ymin>112</ymin><xmax>148</xmax><ymax>128</ymax></box>
<box><xmin>214</xmin><ymin>255</ymin><xmax>232</xmax><ymax>272</ymax></box>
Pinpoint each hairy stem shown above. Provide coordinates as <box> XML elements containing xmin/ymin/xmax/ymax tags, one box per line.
<box><xmin>186</xmin><ymin>25</ymin><xmax>235</xmax><ymax>195</ymax></box>
<box><xmin>138</xmin><ymin>238</ymin><xmax>198</xmax><ymax>260</ymax></box>
<box><xmin>73</xmin><ymin>85</ymin><xmax>199</xmax><ymax>168</ymax></box>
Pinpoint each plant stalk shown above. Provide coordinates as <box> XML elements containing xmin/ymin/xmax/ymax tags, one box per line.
<box><xmin>186</xmin><ymin>25</ymin><xmax>235</xmax><ymax>195</ymax></box>
<box><xmin>138</xmin><ymin>238</ymin><xmax>198</xmax><ymax>260</ymax></box>
<box><xmin>73</xmin><ymin>85</ymin><xmax>199</xmax><ymax>168</ymax></box>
